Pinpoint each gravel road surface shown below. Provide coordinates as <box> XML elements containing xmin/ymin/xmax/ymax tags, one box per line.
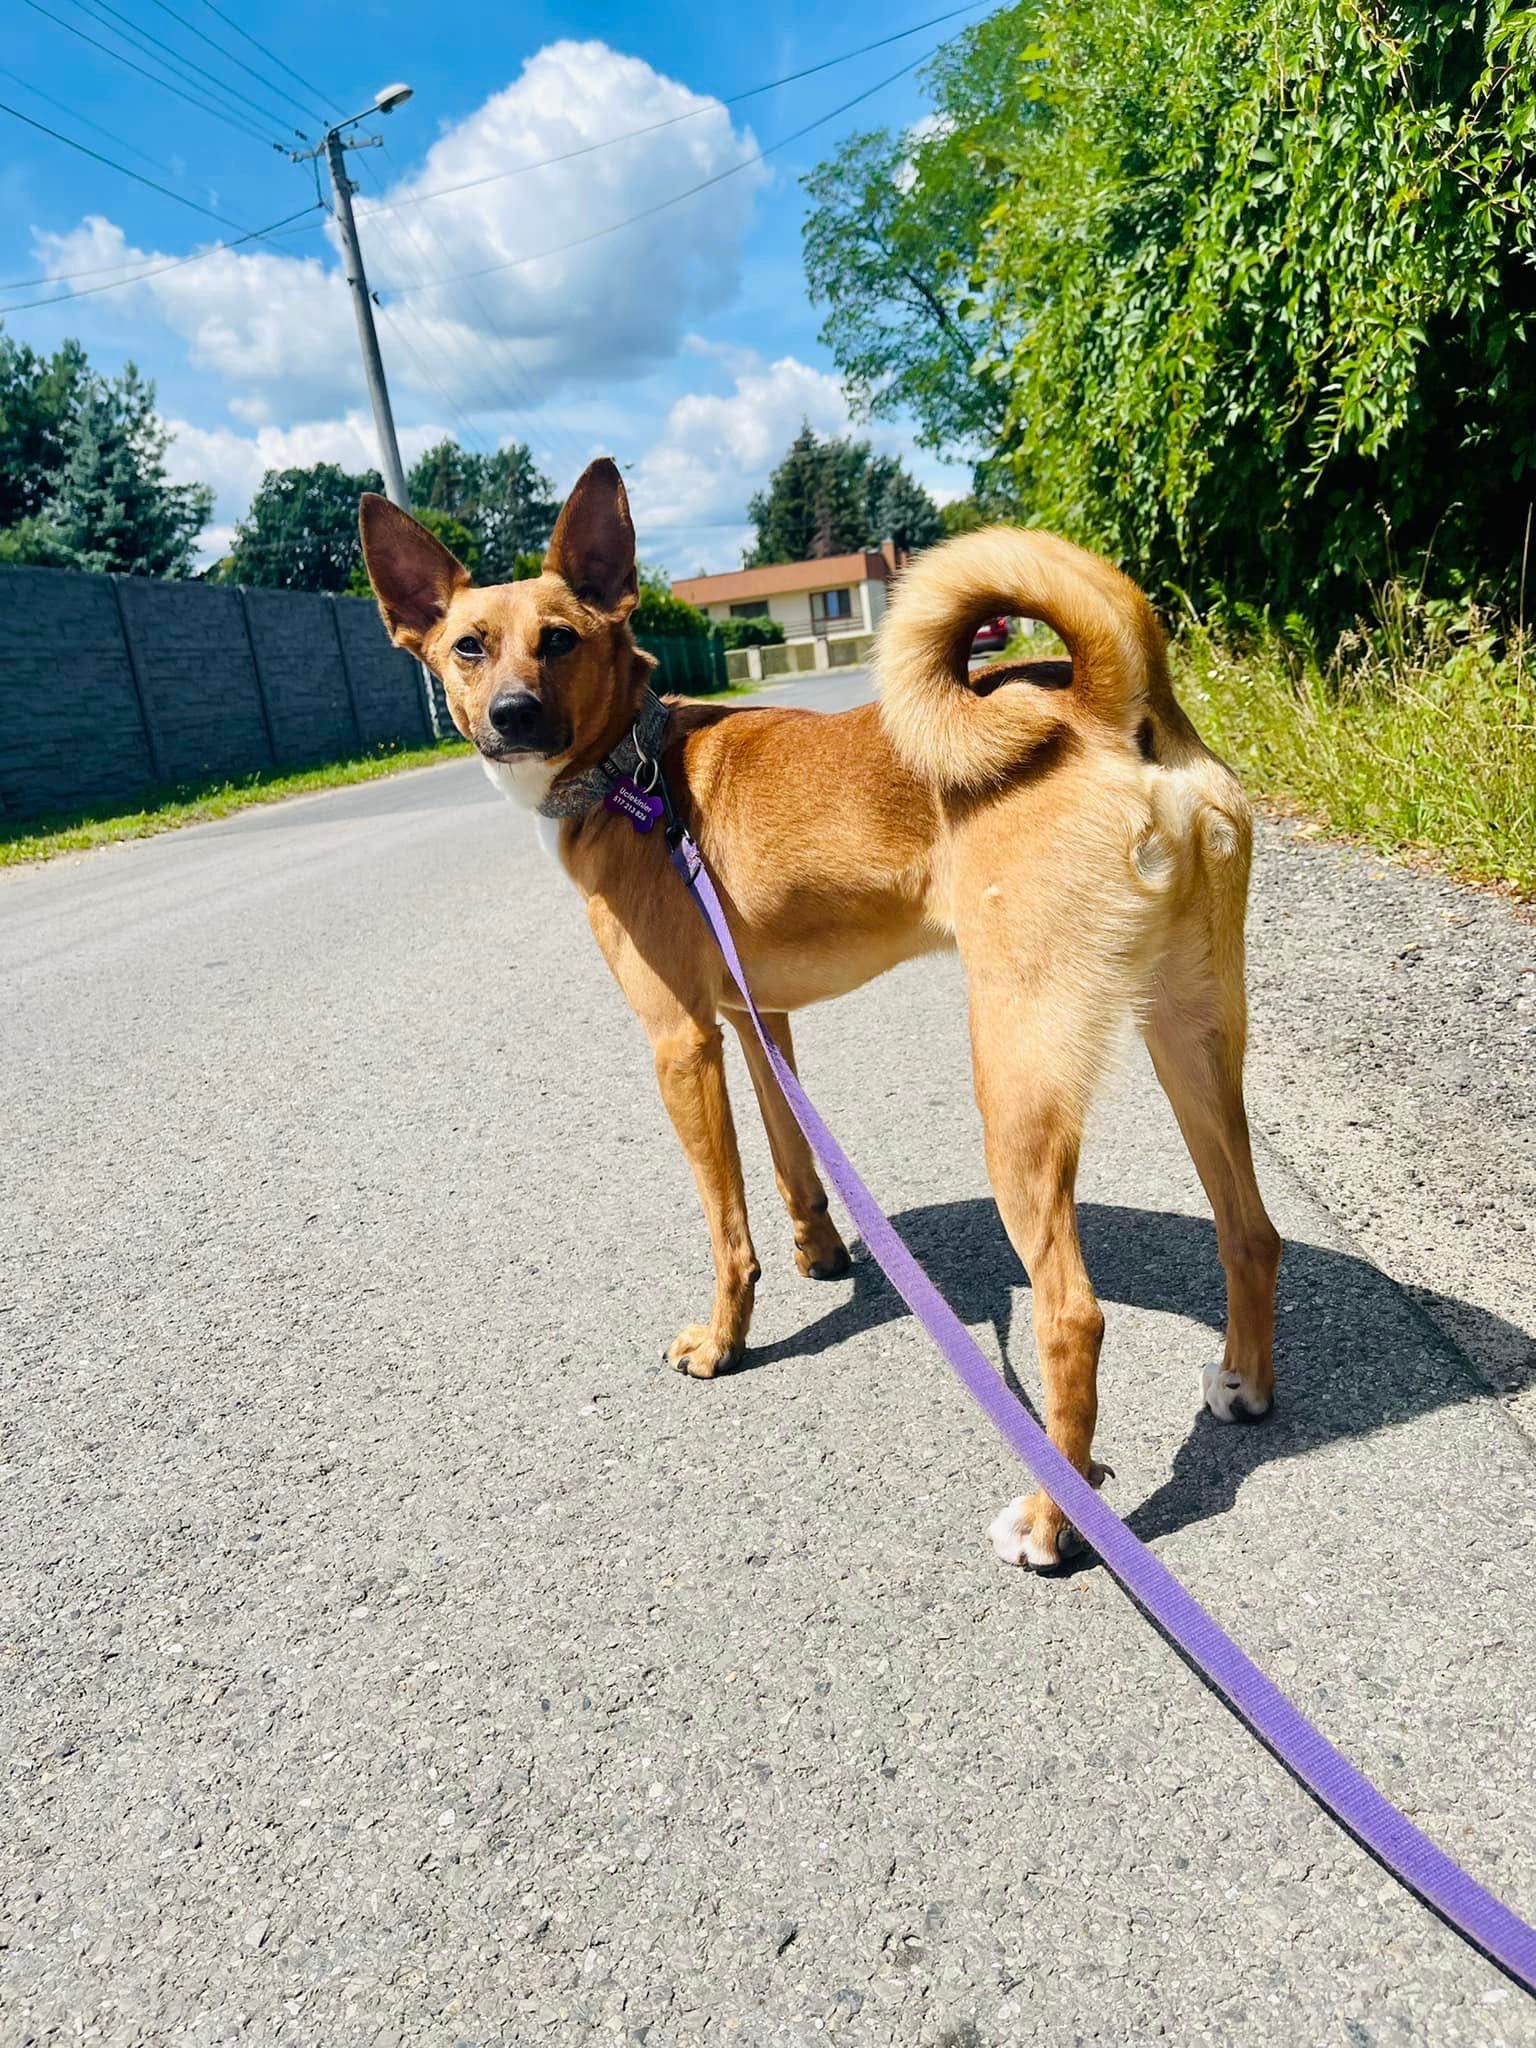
<box><xmin>3</xmin><ymin>671</ymin><xmax>1534</xmax><ymax>2046</ymax></box>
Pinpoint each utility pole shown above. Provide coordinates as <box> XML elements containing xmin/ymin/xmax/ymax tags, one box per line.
<box><xmin>291</xmin><ymin>84</ymin><xmax>414</xmax><ymax>511</ymax></box>
<box><xmin>325</xmin><ymin>128</ymin><xmax>408</xmax><ymax>509</ymax></box>
<box><xmin>291</xmin><ymin>86</ymin><xmax>444</xmax><ymax>736</ymax></box>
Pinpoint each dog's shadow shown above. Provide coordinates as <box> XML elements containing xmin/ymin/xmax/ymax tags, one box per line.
<box><xmin>746</xmin><ymin>1200</ymin><xmax>1534</xmax><ymax>1548</ymax></box>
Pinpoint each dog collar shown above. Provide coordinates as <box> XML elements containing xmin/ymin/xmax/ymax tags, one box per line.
<box><xmin>536</xmin><ymin>688</ymin><xmax>671</xmax><ymax>820</ymax></box>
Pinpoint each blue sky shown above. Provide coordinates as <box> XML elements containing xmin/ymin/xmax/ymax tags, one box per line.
<box><xmin>1</xmin><ymin>0</ymin><xmax>978</xmax><ymax>572</ymax></box>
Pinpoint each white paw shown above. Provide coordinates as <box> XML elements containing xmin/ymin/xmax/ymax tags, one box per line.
<box><xmin>988</xmin><ymin>1498</ymin><xmax>1061</xmax><ymax>1570</ymax></box>
<box><xmin>1202</xmin><ymin>1361</ymin><xmax>1272</xmax><ymax>1423</ymax></box>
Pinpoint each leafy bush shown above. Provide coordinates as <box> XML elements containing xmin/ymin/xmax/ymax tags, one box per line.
<box><xmin>805</xmin><ymin>0</ymin><xmax>1536</xmax><ymax>626</ymax></box>
<box><xmin>714</xmin><ymin>616</ymin><xmax>786</xmax><ymax>650</ymax></box>
<box><xmin>633</xmin><ymin>573</ymin><xmax>710</xmax><ymax>638</ymax></box>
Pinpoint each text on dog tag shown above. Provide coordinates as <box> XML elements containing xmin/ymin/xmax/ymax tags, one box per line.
<box><xmin>604</xmin><ymin>776</ymin><xmax>665</xmax><ymax>834</ymax></box>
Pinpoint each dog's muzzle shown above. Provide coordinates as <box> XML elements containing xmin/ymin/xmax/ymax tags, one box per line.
<box><xmin>480</xmin><ymin>690</ymin><xmax>564</xmax><ymax>761</ymax></box>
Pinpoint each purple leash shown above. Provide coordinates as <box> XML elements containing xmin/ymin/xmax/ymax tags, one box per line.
<box><xmin>670</xmin><ymin>827</ymin><xmax>1536</xmax><ymax>1997</ymax></box>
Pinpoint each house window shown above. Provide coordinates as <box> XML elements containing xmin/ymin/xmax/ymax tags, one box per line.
<box><xmin>729</xmin><ymin>601</ymin><xmax>770</xmax><ymax>619</ymax></box>
<box><xmin>811</xmin><ymin>588</ymin><xmax>853</xmax><ymax>623</ymax></box>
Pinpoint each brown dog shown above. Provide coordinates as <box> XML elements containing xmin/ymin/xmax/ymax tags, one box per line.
<box><xmin>360</xmin><ymin>459</ymin><xmax>1280</xmax><ymax>1569</ymax></box>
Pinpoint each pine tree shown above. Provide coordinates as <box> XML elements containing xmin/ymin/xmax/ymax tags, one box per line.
<box><xmin>0</xmin><ymin>331</ymin><xmax>89</xmax><ymax>528</ymax></box>
<box><xmin>0</xmin><ymin>333</ymin><xmax>207</xmax><ymax>574</ymax></box>
<box><xmin>405</xmin><ymin>438</ymin><xmax>559</xmax><ymax>582</ymax></box>
<box><xmin>744</xmin><ymin>424</ymin><xmax>943</xmax><ymax>565</ymax></box>
<box><xmin>48</xmin><ymin>364</ymin><xmax>210</xmax><ymax>577</ymax></box>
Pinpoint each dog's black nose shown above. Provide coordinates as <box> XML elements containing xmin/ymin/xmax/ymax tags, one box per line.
<box><xmin>486</xmin><ymin>690</ymin><xmax>543</xmax><ymax>749</ymax></box>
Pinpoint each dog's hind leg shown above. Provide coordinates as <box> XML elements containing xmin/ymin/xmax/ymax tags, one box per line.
<box><xmin>956</xmin><ymin>938</ymin><xmax>1121</xmax><ymax>1569</ymax></box>
<box><xmin>727</xmin><ymin>1007</ymin><xmax>852</xmax><ymax>1282</ymax></box>
<box><xmin>1141</xmin><ymin>810</ymin><xmax>1281</xmax><ymax>1423</ymax></box>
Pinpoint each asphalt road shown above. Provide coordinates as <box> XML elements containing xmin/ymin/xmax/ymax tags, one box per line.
<box><xmin>3</xmin><ymin>669</ymin><xmax>1535</xmax><ymax>2046</ymax></box>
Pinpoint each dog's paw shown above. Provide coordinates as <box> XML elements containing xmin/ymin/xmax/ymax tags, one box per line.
<box><xmin>1202</xmin><ymin>1362</ymin><xmax>1273</xmax><ymax>1423</ymax></box>
<box><xmin>664</xmin><ymin>1324</ymin><xmax>742</xmax><ymax>1379</ymax></box>
<box><xmin>989</xmin><ymin>1466</ymin><xmax>1111</xmax><ymax>1571</ymax></box>
<box><xmin>794</xmin><ymin>1212</ymin><xmax>856</xmax><ymax>1277</ymax></box>
<box><xmin>794</xmin><ymin>1229</ymin><xmax>852</xmax><ymax>1282</ymax></box>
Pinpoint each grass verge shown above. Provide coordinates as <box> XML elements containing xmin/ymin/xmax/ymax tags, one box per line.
<box><xmin>0</xmin><ymin>682</ymin><xmax>758</xmax><ymax>869</ymax></box>
<box><xmin>1</xmin><ymin>740</ymin><xmax>471</xmax><ymax>868</ymax></box>
<box><xmin>1173</xmin><ymin>593</ymin><xmax>1536</xmax><ymax>899</ymax></box>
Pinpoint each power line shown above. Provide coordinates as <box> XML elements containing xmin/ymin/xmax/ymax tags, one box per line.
<box><xmin>19</xmin><ymin>0</ymin><xmax>278</xmax><ymax>148</ymax></box>
<box><xmin>0</xmin><ymin>201</ymin><xmax>324</xmax><ymax>312</ymax></box>
<box><xmin>0</xmin><ymin>59</ymin><xmax>179</xmax><ymax>175</ymax></box>
<box><xmin>141</xmin><ymin>0</ymin><xmax>326</xmax><ymax>127</ymax></box>
<box><xmin>63</xmin><ymin>0</ymin><xmax>297</xmax><ymax>137</ymax></box>
<box><xmin>361</xmin><ymin>1</ymin><xmax>984</xmax><ymax>220</ymax></box>
<box><xmin>194</xmin><ymin>0</ymin><xmax>343</xmax><ymax>118</ymax></box>
<box><xmin>390</xmin><ymin>44</ymin><xmax>940</xmax><ymax>298</ymax></box>
<box><xmin>373</xmin><ymin>301</ymin><xmax>494</xmax><ymax>456</ymax></box>
<box><xmin>356</xmin><ymin>145</ymin><xmax>592</xmax><ymax>477</ymax></box>
<box><xmin>0</xmin><ymin>95</ymin><xmax>258</xmax><ymax>233</ymax></box>
<box><xmin>0</xmin><ymin>202</ymin><xmax>325</xmax><ymax>289</ymax></box>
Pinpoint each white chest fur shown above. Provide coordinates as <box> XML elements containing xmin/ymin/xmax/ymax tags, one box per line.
<box><xmin>479</xmin><ymin>755</ymin><xmax>574</xmax><ymax>877</ymax></box>
<box><xmin>480</xmin><ymin>754</ymin><xmax>558</xmax><ymax>809</ymax></box>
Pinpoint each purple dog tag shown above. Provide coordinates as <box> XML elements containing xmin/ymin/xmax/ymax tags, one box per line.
<box><xmin>604</xmin><ymin>776</ymin><xmax>666</xmax><ymax>834</ymax></box>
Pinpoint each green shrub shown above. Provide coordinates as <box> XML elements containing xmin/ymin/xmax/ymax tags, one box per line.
<box><xmin>633</xmin><ymin>574</ymin><xmax>710</xmax><ymax>639</ymax></box>
<box><xmin>714</xmin><ymin>616</ymin><xmax>786</xmax><ymax>651</ymax></box>
<box><xmin>806</xmin><ymin>0</ymin><xmax>1536</xmax><ymax>628</ymax></box>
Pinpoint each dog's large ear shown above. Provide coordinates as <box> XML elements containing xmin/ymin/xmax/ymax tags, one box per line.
<box><xmin>359</xmin><ymin>494</ymin><xmax>470</xmax><ymax>650</ymax></box>
<box><xmin>543</xmin><ymin>458</ymin><xmax>637</xmax><ymax>617</ymax></box>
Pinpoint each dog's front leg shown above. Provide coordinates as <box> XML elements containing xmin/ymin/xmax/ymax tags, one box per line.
<box><xmin>727</xmin><ymin>1008</ymin><xmax>851</xmax><ymax>1282</ymax></box>
<box><xmin>651</xmin><ymin>1019</ymin><xmax>760</xmax><ymax>1377</ymax></box>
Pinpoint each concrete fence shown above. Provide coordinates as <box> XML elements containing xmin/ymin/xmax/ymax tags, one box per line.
<box><xmin>0</xmin><ymin>564</ymin><xmax>442</xmax><ymax>825</ymax></box>
<box><xmin>724</xmin><ymin>632</ymin><xmax>877</xmax><ymax>685</ymax></box>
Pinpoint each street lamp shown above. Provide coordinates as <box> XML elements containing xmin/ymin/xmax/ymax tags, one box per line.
<box><xmin>291</xmin><ymin>88</ymin><xmax>416</xmax><ymax>512</ymax></box>
<box><xmin>291</xmin><ymin>87</ymin><xmax>445</xmax><ymax>738</ymax></box>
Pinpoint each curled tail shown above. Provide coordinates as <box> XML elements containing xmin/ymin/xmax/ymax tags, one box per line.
<box><xmin>876</xmin><ymin>526</ymin><xmax>1167</xmax><ymax>793</ymax></box>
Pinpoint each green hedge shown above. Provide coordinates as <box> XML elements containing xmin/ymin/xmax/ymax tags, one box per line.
<box><xmin>714</xmin><ymin>615</ymin><xmax>786</xmax><ymax>651</ymax></box>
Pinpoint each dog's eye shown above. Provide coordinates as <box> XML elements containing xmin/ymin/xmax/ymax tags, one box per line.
<box><xmin>540</xmin><ymin>625</ymin><xmax>579</xmax><ymax>659</ymax></box>
<box><xmin>453</xmin><ymin>634</ymin><xmax>485</xmax><ymax>660</ymax></box>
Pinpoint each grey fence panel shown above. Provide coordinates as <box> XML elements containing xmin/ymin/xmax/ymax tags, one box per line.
<box><xmin>0</xmin><ymin>567</ymin><xmax>155</xmax><ymax>820</ymax></box>
<box><xmin>332</xmin><ymin>595</ymin><xmax>431</xmax><ymax>748</ymax></box>
<box><xmin>241</xmin><ymin>585</ymin><xmax>359</xmax><ymax>765</ymax></box>
<box><xmin>0</xmin><ymin>564</ymin><xmax>454</xmax><ymax>826</ymax></box>
<box><xmin>114</xmin><ymin>576</ymin><xmax>271</xmax><ymax>787</ymax></box>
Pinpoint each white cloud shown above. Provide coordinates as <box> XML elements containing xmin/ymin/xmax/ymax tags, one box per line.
<box><xmin>31</xmin><ymin>42</ymin><xmax>767</xmax><ymax>422</ymax></box>
<box><xmin>624</xmin><ymin>351</ymin><xmax>967</xmax><ymax>575</ymax></box>
<box><xmin>162</xmin><ymin>412</ymin><xmax>457</xmax><ymax>544</ymax></box>
<box><xmin>627</xmin><ymin>354</ymin><xmax>851</xmax><ymax>541</ymax></box>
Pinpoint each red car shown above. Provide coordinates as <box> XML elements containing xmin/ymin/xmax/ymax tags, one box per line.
<box><xmin>970</xmin><ymin>614</ymin><xmax>1011</xmax><ymax>657</ymax></box>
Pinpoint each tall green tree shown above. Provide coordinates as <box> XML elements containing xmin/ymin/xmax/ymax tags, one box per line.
<box><xmin>0</xmin><ymin>332</ymin><xmax>89</xmax><ymax>528</ymax></box>
<box><xmin>801</xmin><ymin>5</ymin><xmax>1038</xmax><ymax>461</ymax></box>
<box><xmin>866</xmin><ymin>453</ymin><xmax>945</xmax><ymax>555</ymax></box>
<box><xmin>408</xmin><ymin>438</ymin><xmax>559</xmax><ymax>581</ymax></box>
<box><xmin>803</xmin><ymin>0</ymin><xmax>1536</xmax><ymax>623</ymax></box>
<box><xmin>0</xmin><ymin>329</ymin><xmax>208</xmax><ymax>576</ymax></box>
<box><xmin>222</xmin><ymin>463</ymin><xmax>382</xmax><ymax>592</ymax></box>
<box><xmin>745</xmin><ymin>424</ymin><xmax>942</xmax><ymax>565</ymax></box>
<box><xmin>46</xmin><ymin>366</ymin><xmax>211</xmax><ymax>578</ymax></box>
